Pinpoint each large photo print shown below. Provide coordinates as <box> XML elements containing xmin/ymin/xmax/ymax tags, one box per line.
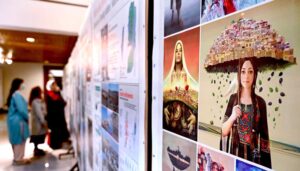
<box><xmin>198</xmin><ymin>1</ymin><xmax>300</xmax><ymax>170</ymax></box>
<box><xmin>163</xmin><ymin>27</ymin><xmax>200</xmax><ymax>141</ymax></box>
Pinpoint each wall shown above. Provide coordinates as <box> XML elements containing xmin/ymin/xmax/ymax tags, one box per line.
<box><xmin>0</xmin><ymin>62</ymin><xmax>43</xmax><ymax>107</ymax></box>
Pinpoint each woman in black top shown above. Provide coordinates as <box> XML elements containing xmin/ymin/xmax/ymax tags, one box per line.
<box><xmin>221</xmin><ymin>58</ymin><xmax>271</xmax><ymax>168</ymax></box>
<box><xmin>46</xmin><ymin>80</ymin><xmax>70</xmax><ymax>149</ymax></box>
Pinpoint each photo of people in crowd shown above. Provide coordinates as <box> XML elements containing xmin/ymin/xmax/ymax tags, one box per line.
<box><xmin>197</xmin><ymin>144</ymin><xmax>234</xmax><ymax>171</ymax></box>
<box><xmin>201</xmin><ymin>0</ymin><xmax>268</xmax><ymax>24</ymax></box>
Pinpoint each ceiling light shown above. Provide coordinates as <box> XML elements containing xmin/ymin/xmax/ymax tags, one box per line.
<box><xmin>5</xmin><ymin>58</ymin><xmax>13</xmax><ymax>65</ymax></box>
<box><xmin>7</xmin><ymin>50</ymin><xmax>13</xmax><ymax>59</ymax></box>
<box><xmin>0</xmin><ymin>50</ymin><xmax>14</xmax><ymax>65</ymax></box>
<box><xmin>26</xmin><ymin>37</ymin><xmax>35</xmax><ymax>43</ymax></box>
<box><xmin>50</xmin><ymin>69</ymin><xmax>64</xmax><ymax>77</ymax></box>
<box><xmin>0</xmin><ymin>55</ymin><xmax>4</xmax><ymax>64</ymax></box>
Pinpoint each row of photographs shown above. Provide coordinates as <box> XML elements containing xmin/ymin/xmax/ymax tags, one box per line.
<box><xmin>164</xmin><ymin>0</ymin><xmax>271</xmax><ymax>36</ymax></box>
<box><xmin>101</xmin><ymin>127</ymin><xmax>139</xmax><ymax>171</ymax></box>
<box><xmin>163</xmin><ymin>130</ymin><xmax>270</xmax><ymax>171</ymax></box>
<box><xmin>162</xmin><ymin>0</ymin><xmax>299</xmax><ymax>170</ymax></box>
<box><xmin>100</xmin><ymin>83</ymin><xmax>140</xmax><ymax>167</ymax></box>
<box><xmin>68</xmin><ymin>70</ymin><xmax>140</xmax><ymax>170</ymax></box>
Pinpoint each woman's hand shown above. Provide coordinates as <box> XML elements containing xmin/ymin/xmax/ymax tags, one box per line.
<box><xmin>222</xmin><ymin>105</ymin><xmax>241</xmax><ymax>136</ymax></box>
<box><xmin>229</xmin><ymin>105</ymin><xmax>242</xmax><ymax>122</ymax></box>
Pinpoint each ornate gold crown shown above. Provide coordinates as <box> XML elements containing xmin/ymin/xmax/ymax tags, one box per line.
<box><xmin>163</xmin><ymin>89</ymin><xmax>198</xmax><ymax>110</ymax></box>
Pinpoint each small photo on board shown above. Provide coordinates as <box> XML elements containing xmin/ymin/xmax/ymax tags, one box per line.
<box><xmin>163</xmin><ymin>131</ymin><xmax>197</xmax><ymax>171</ymax></box>
<box><xmin>197</xmin><ymin>144</ymin><xmax>234</xmax><ymax>171</ymax></box>
<box><xmin>236</xmin><ymin>159</ymin><xmax>268</xmax><ymax>171</ymax></box>
<box><xmin>102</xmin><ymin>83</ymin><xmax>109</xmax><ymax>107</ymax></box>
<box><xmin>101</xmin><ymin>24</ymin><xmax>109</xmax><ymax>81</ymax></box>
<box><xmin>164</xmin><ymin>0</ymin><xmax>200</xmax><ymax>36</ymax></box>
<box><xmin>201</xmin><ymin>0</ymin><xmax>269</xmax><ymax>24</ymax></box>
<box><xmin>88</xmin><ymin>119</ymin><xmax>93</xmax><ymax>170</ymax></box>
<box><xmin>101</xmin><ymin>107</ymin><xmax>119</xmax><ymax>142</ymax></box>
<box><xmin>102</xmin><ymin>129</ymin><xmax>119</xmax><ymax>171</ymax></box>
<box><xmin>108</xmin><ymin>83</ymin><xmax>119</xmax><ymax>113</ymax></box>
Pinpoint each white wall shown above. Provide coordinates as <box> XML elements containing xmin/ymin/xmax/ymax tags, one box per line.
<box><xmin>0</xmin><ymin>62</ymin><xmax>44</xmax><ymax>107</ymax></box>
<box><xmin>0</xmin><ymin>0</ymin><xmax>88</xmax><ymax>34</ymax></box>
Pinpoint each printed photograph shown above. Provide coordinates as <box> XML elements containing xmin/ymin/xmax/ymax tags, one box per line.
<box><xmin>201</xmin><ymin>0</ymin><xmax>269</xmax><ymax>24</ymax></box>
<box><xmin>197</xmin><ymin>144</ymin><xmax>234</xmax><ymax>171</ymax></box>
<box><xmin>164</xmin><ymin>0</ymin><xmax>200</xmax><ymax>36</ymax></box>
<box><xmin>102</xmin><ymin>129</ymin><xmax>119</xmax><ymax>171</ymax></box>
<box><xmin>101</xmin><ymin>106</ymin><xmax>119</xmax><ymax>142</ymax></box>
<box><xmin>236</xmin><ymin>159</ymin><xmax>268</xmax><ymax>171</ymax></box>
<box><xmin>108</xmin><ymin>83</ymin><xmax>119</xmax><ymax>113</ymax></box>
<box><xmin>102</xmin><ymin>83</ymin><xmax>109</xmax><ymax>107</ymax></box>
<box><xmin>88</xmin><ymin>118</ymin><xmax>94</xmax><ymax>169</ymax></box>
<box><xmin>198</xmin><ymin>1</ymin><xmax>300</xmax><ymax>170</ymax></box>
<box><xmin>101</xmin><ymin>24</ymin><xmax>109</xmax><ymax>81</ymax></box>
<box><xmin>163</xmin><ymin>27</ymin><xmax>200</xmax><ymax>141</ymax></box>
<box><xmin>163</xmin><ymin>131</ymin><xmax>197</xmax><ymax>171</ymax></box>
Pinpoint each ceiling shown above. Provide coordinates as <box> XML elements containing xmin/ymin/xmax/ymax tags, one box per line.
<box><xmin>0</xmin><ymin>29</ymin><xmax>77</xmax><ymax>65</ymax></box>
<box><xmin>0</xmin><ymin>0</ymin><xmax>89</xmax><ymax>65</ymax></box>
<box><xmin>35</xmin><ymin>0</ymin><xmax>90</xmax><ymax>7</ymax></box>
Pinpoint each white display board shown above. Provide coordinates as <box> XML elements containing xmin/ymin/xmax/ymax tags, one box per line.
<box><xmin>63</xmin><ymin>0</ymin><xmax>147</xmax><ymax>170</ymax></box>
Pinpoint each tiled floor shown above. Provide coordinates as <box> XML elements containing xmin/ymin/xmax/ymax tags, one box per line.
<box><xmin>0</xmin><ymin>114</ymin><xmax>77</xmax><ymax>171</ymax></box>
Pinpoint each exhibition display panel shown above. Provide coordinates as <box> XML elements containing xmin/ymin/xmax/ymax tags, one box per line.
<box><xmin>64</xmin><ymin>0</ymin><xmax>300</xmax><ymax>170</ymax></box>
<box><xmin>64</xmin><ymin>0</ymin><xmax>147</xmax><ymax>170</ymax></box>
<box><xmin>152</xmin><ymin>0</ymin><xmax>300</xmax><ymax>171</ymax></box>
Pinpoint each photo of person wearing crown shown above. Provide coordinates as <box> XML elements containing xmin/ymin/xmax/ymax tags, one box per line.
<box><xmin>163</xmin><ymin>28</ymin><xmax>200</xmax><ymax>140</ymax></box>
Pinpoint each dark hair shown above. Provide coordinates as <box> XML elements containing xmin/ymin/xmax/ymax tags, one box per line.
<box><xmin>237</xmin><ymin>57</ymin><xmax>259</xmax><ymax>134</ymax></box>
<box><xmin>237</xmin><ymin>57</ymin><xmax>258</xmax><ymax>99</ymax></box>
<box><xmin>173</xmin><ymin>41</ymin><xmax>183</xmax><ymax>71</ymax></box>
<box><xmin>29</xmin><ymin>86</ymin><xmax>42</xmax><ymax>106</ymax></box>
<box><xmin>6</xmin><ymin>78</ymin><xmax>24</xmax><ymax>107</ymax></box>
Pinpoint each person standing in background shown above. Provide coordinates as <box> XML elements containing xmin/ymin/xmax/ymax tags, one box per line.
<box><xmin>46</xmin><ymin>80</ymin><xmax>70</xmax><ymax>149</ymax></box>
<box><xmin>29</xmin><ymin>86</ymin><xmax>47</xmax><ymax>156</ymax></box>
<box><xmin>6</xmin><ymin>78</ymin><xmax>30</xmax><ymax>165</ymax></box>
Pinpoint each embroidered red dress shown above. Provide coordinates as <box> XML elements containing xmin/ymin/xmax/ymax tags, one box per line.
<box><xmin>221</xmin><ymin>93</ymin><xmax>272</xmax><ymax>168</ymax></box>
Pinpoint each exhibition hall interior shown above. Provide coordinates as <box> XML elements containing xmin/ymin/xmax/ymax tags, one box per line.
<box><xmin>0</xmin><ymin>0</ymin><xmax>299</xmax><ymax>171</ymax></box>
